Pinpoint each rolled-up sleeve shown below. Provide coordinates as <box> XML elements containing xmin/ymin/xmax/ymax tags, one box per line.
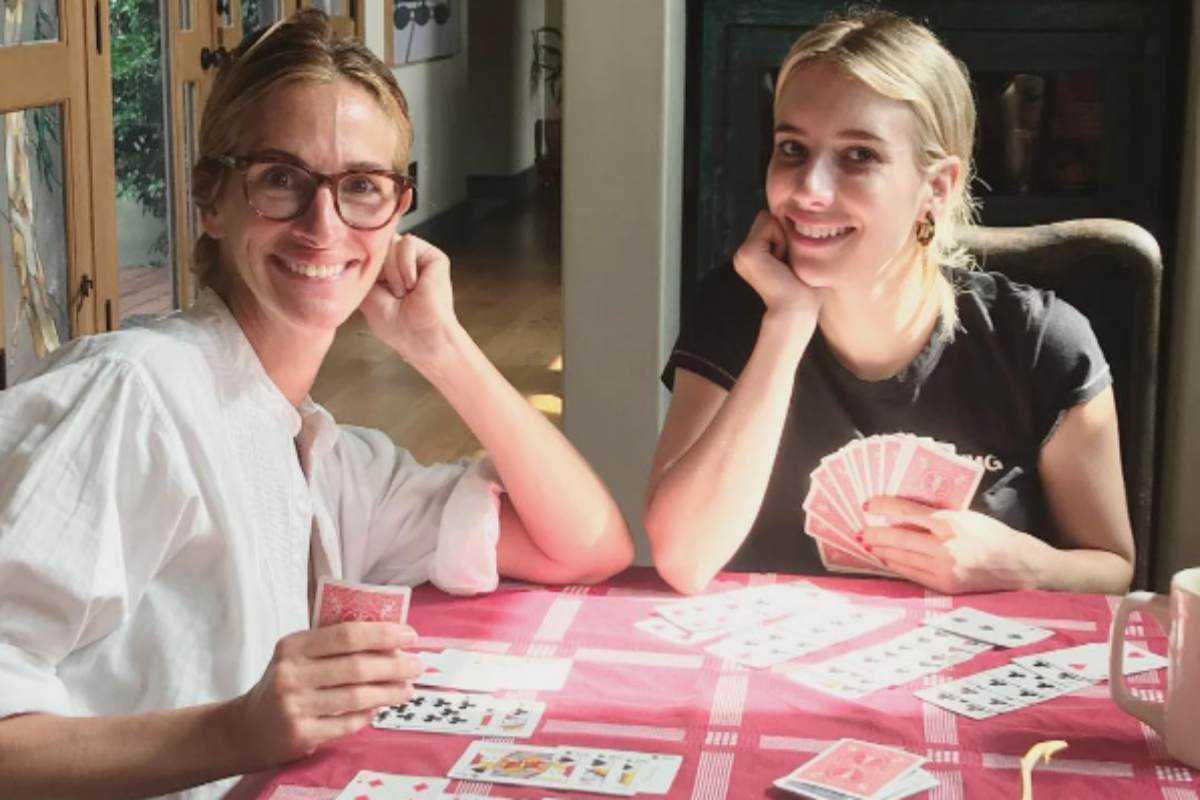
<box><xmin>329</xmin><ymin>426</ymin><xmax>503</xmax><ymax>595</ymax></box>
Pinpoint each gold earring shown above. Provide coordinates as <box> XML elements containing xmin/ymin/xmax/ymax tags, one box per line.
<box><xmin>915</xmin><ymin>213</ymin><xmax>936</xmax><ymax>247</ymax></box>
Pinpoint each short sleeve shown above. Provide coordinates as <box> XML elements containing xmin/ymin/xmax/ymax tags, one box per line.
<box><xmin>328</xmin><ymin>427</ymin><xmax>503</xmax><ymax>596</ymax></box>
<box><xmin>0</xmin><ymin>357</ymin><xmax>193</xmax><ymax>718</ymax></box>
<box><xmin>1029</xmin><ymin>293</ymin><xmax>1113</xmax><ymax>445</ymax></box>
<box><xmin>662</xmin><ymin>265</ymin><xmax>764</xmax><ymax>391</ymax></box>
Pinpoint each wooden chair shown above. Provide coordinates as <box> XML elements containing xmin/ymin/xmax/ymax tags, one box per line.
<box><xmin>958</xmin><ymin>219</ymin><xmax>1163</xmax><ymax>589</ymax></box>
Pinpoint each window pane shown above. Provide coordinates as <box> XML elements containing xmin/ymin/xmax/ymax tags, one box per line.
<box><xmin>112</xmin><ymin>0</ymin><xmax>174</xmax><ymax>324</ymax></box>
<box><xmin>1</xmin><ymin>104</ymin><xmax>69</xmax><ymax>384</ymax></box>
<box><xmin>0</xmin><ymin>0</ymin><xmax>59</xmax><ymax>46</ymax></box>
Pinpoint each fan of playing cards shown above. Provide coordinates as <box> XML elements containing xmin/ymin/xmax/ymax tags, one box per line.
<box><xmin>804</xmin><ymin>433</ymin><xmax>985</xmax><ymax>577</ymax></box>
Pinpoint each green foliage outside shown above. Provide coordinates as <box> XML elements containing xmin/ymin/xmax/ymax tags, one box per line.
<box><xmin>110</xmin><ymin>0</ymin><xmax>168</xmax><ymax>264</ymax></box>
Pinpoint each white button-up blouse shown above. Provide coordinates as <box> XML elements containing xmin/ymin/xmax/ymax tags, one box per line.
<box><xmin>0</xmin><ymin>290</ymin><xmax>502</xmax><ymax>797</ymax></box>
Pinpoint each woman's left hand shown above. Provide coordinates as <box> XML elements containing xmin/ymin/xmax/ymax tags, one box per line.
<box><xmin>860</xmin><ymin>497</ymin><xmax>1049</xmax><ymax>594</ymax></box>
<box><xmin>360</xmin><ymin>233</ymin><xmax>459</xmax><ymax>366</ymax></box>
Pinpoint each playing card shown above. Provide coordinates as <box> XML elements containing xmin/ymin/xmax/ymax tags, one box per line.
<box><xmin>962</xmin><ymin>664</ymin><xmax>1084</xmax><ymax>707</ymax></box>
<box><xmin>816</xmin><ymin>540</ymin><xmax>893</xmax><ymax>577</ymax></box>
<box><xmin>781</xmin><ymin>739</ymin><xmax>925</xmax><ymax>800</ymax></box>
<box><xmin>787</xmin><ymin>661</ymin><xmax>890</xmax><ymax>700</ymax></box>
<box><xmin>312</xmin><ymin>578</ymin><xmax>411</xmax><ymax>628</ymax></box>
<box><xmin>331</xmin><ymin>770</ymin><xmax>447</xmax><ymax>800</ymax></box>
<box><xmin>914</xmin><ymin>680</ymin><xmax>1016</xmax><ymax>720</ymax></box>
<box><xmin>555</xmin><ymin>748</ymin><xmax>683</xmax><ymax>796</ymax></box>
<box><xmin>1010</xmin><ymin>655</ymin><xmax>1096</xmax><ymax>688</ymax></box>
<box><xmin>1014</xmin><ymin>641</ymin><xmax>1168</xmax><ymax>682</ymax></box>
<box><xmin>888</xmin><ymin>439</ymin><xmax>982</xmax><ymax>510</ymax></box>
<box><xmin>634</xmin><ymin>615</ymin><xmax>729</xmax><ymax>646</ymax></box>
<box><xmin>653</xmin><ymin>582</ymin><xmax>843</xmax><ymax>634</ymax></box>
<box><xmin>372</xmin><ymin>690</ymin><xmax>545</xmax><ymax>738</ymax></box>
<box><xmin>416</xmin><ymin>649</ymin><xmax>572</xmax><ymax>693</ymax></box>
<box><xmin>925</xmin><ymin>606</ymin><xmax>1053</xmax><ymax>648</ymax></box>
<box><xmin>447</xmin><ymin>742</ymin><xmax>577</xmax><ymax>790</ymax></box>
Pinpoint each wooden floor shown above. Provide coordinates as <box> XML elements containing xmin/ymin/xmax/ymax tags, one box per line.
<box><xmin>310</xmin><ymin>196</ymin><xmax>563</xmax><ymax>464</ymax></box>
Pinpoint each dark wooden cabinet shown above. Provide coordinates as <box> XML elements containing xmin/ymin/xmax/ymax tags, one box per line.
<box><xmin>683</xmin><ymin>0</ymin><xmax>1186</xmax><ymax>303</ymax></box>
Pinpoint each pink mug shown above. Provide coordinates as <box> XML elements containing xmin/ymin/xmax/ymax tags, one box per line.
<box><xmin>1110</xmin><ymin>566</ymin><xmax>1200</xmax><ymax>769</ymax></box>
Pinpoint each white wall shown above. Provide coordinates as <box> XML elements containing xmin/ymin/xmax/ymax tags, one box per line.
<box><xmin>1157</xmin><ymin>6</ymin><xmax>1200</xmax><ymax>586</ymax></box>
<box><xmin>362</xmin><ymin>0</ymin><xmax>547</xmax><ymax>227</ymax></box>
<box><xmin>364</xmin><ymin>0</ymin><xmax>469</xmax><ymax>230</ymax></box>
<box><xmin>561</xmin><ymin>0</ymin><xmax>685</xmax><ymax>563</ymax></box>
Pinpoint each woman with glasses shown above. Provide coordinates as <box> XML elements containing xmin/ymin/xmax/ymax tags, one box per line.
<box><xmin>0</xmin><ymin>11</ymin><xmax>632</xmax><ymax>798</ymax></box>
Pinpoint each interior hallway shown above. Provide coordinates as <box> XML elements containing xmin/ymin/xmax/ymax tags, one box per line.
<box><xmin>310</xmin><ymin>195</ymin><xmax>563</xmax><ymax>464</ymax></box>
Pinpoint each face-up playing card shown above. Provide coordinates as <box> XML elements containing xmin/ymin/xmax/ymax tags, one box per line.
<box><xmin>416</xmin><ymin>649</ymin><xmax>572</xmax><ymax>693</ymax></box>
<box><xmin>447</xmin><ymin>742</ymin><xmax>579</xmax><ymax>791</ymax></box>
<box><xmin>913</xmin><ymin>682</ymin><xmax>1008</xmax><ymax>720</ymax></box>
<box><xmin>312</xmin><ymin>578</ymin><xmax>411</xmax><ymax>628</ymax></box>
<box><xmin>706</xmin><ymin>604</ymin><xmax>903</xmax><ymax>669</ymax></box>
<box><xmin>962</xmin><ymin>664</ymin><xmax>1084</xmax><ymax>707</ymax></box>
<box><xmin>1014</xmin><ymin>641</ymin><xmax>1168</xmax><ymax>682</ymax></box>
<box><xmin>330</xmin><ymin>771</ymin><xmax>447</xmax><ymax>800</ymax></box>
<box><xmin>554</xmin><ymin>747</ymin><xmax>683</xmax><ymax>796</ymax></box>
<box><xmin>372</xmin><ymin>689</ymin><xmax>545</xmax><ymax>738</ymax></box>
<box><xmin>653</xmin><ymin>582</ymin><xmax>844</xmax><ymax>634</ymax></box>
<box><xmin>634</xmin><ymin>615</ymin><xmax>729</xmax><ymax>646</ymax></box>
<box><xmin>925</xmin><ymin>606</ymin><xmax>1053</xmax><ymax>648</ymax></box>
<box><xmin>779</xmin><ymin>739</ymin><xmax>925</xmax><ymax>800</ymax></box>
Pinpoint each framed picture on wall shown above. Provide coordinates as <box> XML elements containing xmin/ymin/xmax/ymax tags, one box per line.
<box><xmin>389</xmin><ymin>0</ymin><xmax>459</xmax><ymax>65</ymax></box>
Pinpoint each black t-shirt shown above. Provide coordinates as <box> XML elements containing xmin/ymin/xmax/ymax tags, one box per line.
<box><xmin>662</xmin><ymin>266</ymin><xmax>1112</xmax><ymax>575</ymax></box>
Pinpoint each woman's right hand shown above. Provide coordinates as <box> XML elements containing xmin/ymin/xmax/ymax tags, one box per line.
<box><xmin>225</xmin><ymin>622</ymin><xmax>422</xmax><ymax>768</ymax></box>
<box><xmin>734</xmin><ymin>211</ymin><xmax>823</xmax><ymax>320</ymax></box>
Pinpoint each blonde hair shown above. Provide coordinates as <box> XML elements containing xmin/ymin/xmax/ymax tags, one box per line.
<box><xmin>774</xmin><ymin>11</ymin><xmax>977</xmax><ymax>336</ymax></box>
<box><xmin>191</xmin><ymin>9</ymin><xmax>414</xmax><ymax>294</ymax></box>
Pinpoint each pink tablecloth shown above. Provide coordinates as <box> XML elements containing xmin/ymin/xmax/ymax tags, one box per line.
<box><xmin>254</xmin><ymin>568</ymin><xmax>1197</xmax><ymax>799</ymax></box>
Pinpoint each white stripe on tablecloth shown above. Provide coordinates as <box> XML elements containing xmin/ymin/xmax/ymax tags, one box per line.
<box><xmin>1156</xmin><ymin>764</ymin><xmax>1198</xmax><ymax>783</ymax></box>
<box><xmin>414</xmin><ymin>637</ymin><xmax>511</xmax><ymax>652</ymax></box>
<box><xmin>573</xmin><ymin>647</ymin><xmax>705</xmax><ymax>669</ymax></box>
<box><xmin>1160</xmin><ymin>788</ymin><xmax>1199</xmax><ymax>800</ymax></box>
<box><xmin>923</xmin><ymin>700</ymin><xmax>959</xmax><ymax>747</ymax></box>
<box><xmin>981</xmin><ymin>753</ymin><xmax>1134</xmax><ymax>778</ymax></box>
<box><xmin>747</xmin><ymin>573</ymin><xmax>777</xmax><ymax>586</ymax></box>
<box><xmin>689</xmin><ymin>750</ymin><xmax>735</xmax><ymax>800</ymax></box>
<box><xmin>929</xmin><ymin>769</ymin><xmax>963</xmax><ymax>800</ymax></box>
<box><xmin>452</xmin><ymin>781</ymin><xmax>494</xmax><ymax>795</ymax></box>
<box><xmin>541</xmin><ymin>719</ymin><xmax>687</xmax><ymax>742</ymax></box>
<box><xmin>523</xmin><ymin>642</ymin><xmax>559</xmax><ymax>658</ymax></box>
<box><xmin>704</xmin><ymin>729</ymin><xmax>739</xmax><ymax>747</ymax></box>
<box><xmin>924</xmin><ymin>590</ymin><xmax>952</xmax><ymax>610</ymax></box>
<box><xmin>924</xmin><ymin>748</ymin><xmax>960</xmax><ymax>765</ymax></box>
<box><xmin>758</xmin><ymin>735</ymin><xmax>833</xmax><ymax>753</ymax></box>
<box><xmin>533</xmin><ymin>597</ymin><xmax>583</xmax><ymax>642</ymax></box>
<box><xmin>560</xmin><ymin>584</ymin><xmax>591</xmax><ymax>596</ymax></box>
<box><xmin>1142</xmin><ymin>718</ymin><xmax>1169</xmax><ymax>762</ymax></box>
<box><xmin>708</xmin><ymin>673</ymin><xmax>749</xmax><ymax>728</ymax></box>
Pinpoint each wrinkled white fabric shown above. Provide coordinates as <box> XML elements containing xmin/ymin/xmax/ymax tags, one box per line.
<box><xmin>0</xmin><ymin>290</ymin><xmax>501</xmax><ymax>798</ymax></box>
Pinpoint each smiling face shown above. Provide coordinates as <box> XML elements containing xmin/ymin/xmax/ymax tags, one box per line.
<box><xmin>766</xmin><ymin>60</ymin><xmax>935</xmax><ymax>290</ymax></box>
<box><xmin>201</xmin><ymin>78</ymin><xmax>410</xmax><ymax>338</ymax></box>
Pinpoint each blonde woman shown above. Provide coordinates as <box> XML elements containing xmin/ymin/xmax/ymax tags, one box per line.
<box><xmin>0</xmin><ymin>11</ymin><xmax>632</xmax><ymax>798</ymax></box>
<box><xmin>645</xmin><ymin>12</ymin><xmax>1134</xmax><ymax>596</ymax></box>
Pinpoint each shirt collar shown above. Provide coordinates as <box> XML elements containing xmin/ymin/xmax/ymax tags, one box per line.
<box><xmin>188</xmin><ymin>288</ymin><xmax>308</xmax><ymax>437</ymax></box>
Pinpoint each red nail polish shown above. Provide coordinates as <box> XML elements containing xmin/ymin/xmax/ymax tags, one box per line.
<box><xmin>855</xmin><ymin>533</ymin><xmax>864</xmax><ymax>542</ymax></box>
<box><xmin>865</xmin><ymin>544</ymin><xmax>874</xmax><ymax>552</ymax></box>
<box><xmin>862</xmin><ymin>500</ymin><xmax>870</xmax><ymax>511</ymax></box>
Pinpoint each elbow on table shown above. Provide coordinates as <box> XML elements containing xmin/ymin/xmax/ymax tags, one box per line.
<box><xmin>644</xmin><ymin>505</ymin><xmax>717</xmax><ymax>596</ymax></box>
